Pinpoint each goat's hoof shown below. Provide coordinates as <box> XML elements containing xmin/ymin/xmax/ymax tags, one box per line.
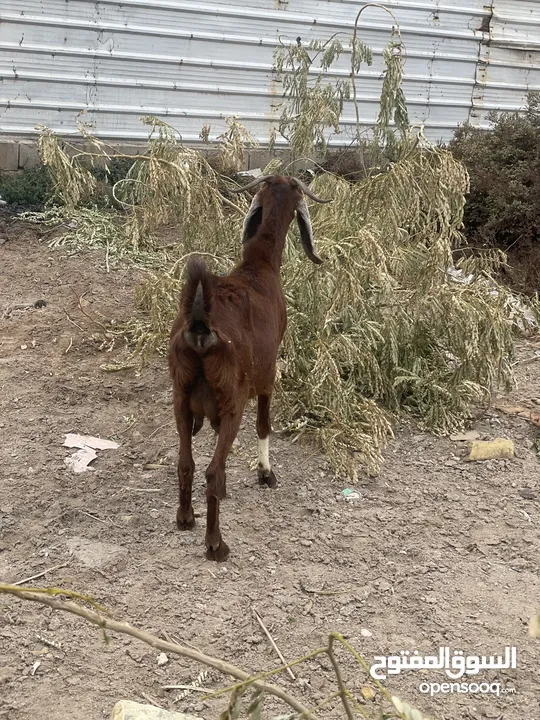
<box><xmin>258</xmin><ymin>467</ymin><xmax>278</xmax><ymax>489</ymax></box>
<box><xmin>176</xmin><ymin>506</ymin><xmax>195</xmax><ymax>530</ymax></box>
<box><xmin>205</xmin><ymin>539</ymin><xmax>230</xmax><ymax>562</ymax></box>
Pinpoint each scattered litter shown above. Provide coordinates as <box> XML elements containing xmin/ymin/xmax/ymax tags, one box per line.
<box><xmin>361</xmin><ymin>685</ymin><xmax>376</xmax><ymax>701</ymax></box>
<box><xmin>450</xmin><ymin>430</ymin><xmax>480</xmax><ymax>442</ymax></box>
<box><xmin>447</xmin><ymin>265</ymin><xmax>537</xmax><ymax>331</ymax></box>
<box><xmin>30</xmin><ymin>660</ymin><xmax>41</xmax><ymax>676</ymax></box>
<box><xmin>157</xmin><ymin>652</ymin><xmax>169</xmax><ymax>667</ymax></box>
<box><xmin>341</xmin><ymin>488</ymin><xmax>361</xmax><ymax>501</ymax></box>
<box><xmin>502</xmin><ymin>291</ymin><xmax>538</xmax><ymax>330</ymax></box>
<box><xmin>63</xmin><ymin>433</ymin><xmax>119</xmax><ymax>473</ymax></box>
<box><xmin>447</xmin><ymin>266</ymin><xmax>474</xmax><ymax>285</ymax></box>
<box><xmin>64</xmin><ymin>433</ymin><xmax>120</xmax><ymax>451</ymax></box>
<box><xmin>465</xmin><ymin>438</ymin><xmax>514</xmax><ymax>462</ymax></box>
<box><xmin>237</xmin><ymin>167</ymin><xmax>262</xmax><ymax>178</ymax></box>
<box><xmin>64</xmin><ymin>446</ymin><xmax>97</xmax><ymax>474</ymax></box>
<box><xmin>360</xmin><ymin>628</ymin><xmax>373</xmax><ymax>638</ymax></box>
<box><xmin>493</xmin><ymin>403</ymin><xmax>540</xmax><ymax>428</ymax></box>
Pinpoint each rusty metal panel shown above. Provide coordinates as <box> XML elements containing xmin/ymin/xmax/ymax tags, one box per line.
<box><xmin>0</xmin><ymin>1</ymin><xmax>538</xmax><ymax>145</ymax></box>
<box><xmin>470</xmin><ymin>1</ymin><xmax>540</xmax><ymax>128</ymax></box>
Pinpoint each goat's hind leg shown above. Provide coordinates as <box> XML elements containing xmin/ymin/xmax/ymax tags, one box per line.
<box><xmin>174</xmin><ymin>394</ymin><xmax>196</xmax><ymax>530</ymax></box>
<box><xmin>205</xmin><ymin>411</ymin><xmax>242</xmax><ymax>561</ymax></box>
<box><xmin>256</xmin><ymin>394</ymin><xmax>277</xmax><ymax>488</ymax></box>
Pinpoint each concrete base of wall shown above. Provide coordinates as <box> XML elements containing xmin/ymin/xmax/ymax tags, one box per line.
<box><xmin>0</xmin><ymin>138</ymin><xmax>316</xmax><ymax>173</ymax></box>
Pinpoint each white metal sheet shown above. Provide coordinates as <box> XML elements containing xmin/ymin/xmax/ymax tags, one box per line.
<box><xmin>1</xmin><ymin>1</ymin><xmax>539</xmax><ymax>145</ymax></box>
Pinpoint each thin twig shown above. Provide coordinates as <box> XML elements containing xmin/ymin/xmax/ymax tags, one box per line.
<box><xmin>141</xmin><ymin>692</ymin><xmax>165</xmax><ymax>709</ymax></box>
<box><xmin>75</xmin><ymin>292</ymin><xmax>110</xmax><ymax>333</ymax></box>
<box><xmin>62</xmin><ymin>308</ymin><xmax>84</xmax><ymax>332</ymax></box>
<box><xmin>299</xmin><ymin>580</ymin><xmax>351</xmax><ymax>596</ymax></box>
<box><xmin>118</xmin><ymin>418</ymin><xmax>137</xmax><ymax>436</ymax></box>
<box><xmin>327</xmin><ymin>635</ymin><xmax>354</xmax><ymax>720</ymax></box>
<box><xmin>123</xmin><ymin>487</ymin><xmax>162</xmax><ymax>493</ymax></box>
<box><xmin>163</xmin><ymin>685</ymin><xmax>214</xmax><ymax>692</ymax></box>
<box><xmin>13</xmin><ymin>563</ymin><xmax>68</xmax><ymax>587</ymax></box>
<box><xmin>80</xmin><ymin>511</ymin><xmax>108</xmax><ymax>524</ymax></box>
<box><xmin>253</xmin><ymin>610</ymin><xmax>296</xmax><ymax>681</ymax></box>
<box><xmin>147</xmin><ymin>422</ymin><xmax>172</xmax><ymax>440</ymax></box>
<box><xmin>79</xmin><ymin>510</ymin><xmax>121</xmax><ymax>529</ymax></box>
<box><xmin>202</xmin><ymin>647</ymin><xmax>327</xmax><ymax>703</ymax></box>
<box><xmin>351</xmin><ymin>3</ymin><xmax>402</xmax><ymax>144</ymax></box>
<box><xmin>217</xmin><ymin>190</ymin><xmax>246</xmax><ymax>215</ymax></box>
<box><xmin>0</xmin><ymin>587</ymin><xmax>314</xmax><ymax>718</ymax></box>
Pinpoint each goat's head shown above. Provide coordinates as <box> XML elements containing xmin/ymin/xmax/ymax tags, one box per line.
<box><xmin>231</xmin><ymin>174</ymin><xmax>331</xmax><ymax>265</ymax></box>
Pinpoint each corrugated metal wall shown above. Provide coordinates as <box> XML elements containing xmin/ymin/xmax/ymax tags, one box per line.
<box><xmin>1</xmin><ymin>1</ymin><xmax>539</xmax><ymax>145</ymax></box>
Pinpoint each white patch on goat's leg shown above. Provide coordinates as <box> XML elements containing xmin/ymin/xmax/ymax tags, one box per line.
<box><xmin>258</xmin><ymin>436</ymin><xmax>270</xmax><ymax>474</ymax></box>
<box><xmin>257</xmin><ymin>436</ymin><xmax>277</xmax><ymax>488</ymax></box>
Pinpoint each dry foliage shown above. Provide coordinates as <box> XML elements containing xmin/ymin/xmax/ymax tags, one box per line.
<box><xmin>274</xmin><ymin>144</ymin><xmax>524</xmax><ymax>477</ymax></box>
<box><xmin>22</xmin><ymin>15</ymin><xmax>536</xmax><ymax>479</ymax></box>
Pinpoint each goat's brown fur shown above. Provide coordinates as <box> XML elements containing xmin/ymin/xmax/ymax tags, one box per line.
<box><xmin>168</xmin><ymin>176</ymin><xmax>324</xmax><ymax>561</ymax></box>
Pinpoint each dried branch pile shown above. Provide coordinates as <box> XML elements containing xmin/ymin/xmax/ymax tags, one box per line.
<box><xmin>20</xmin><ymin>15</ymin><xmax>535</xmax><ymax>479</ymax></box>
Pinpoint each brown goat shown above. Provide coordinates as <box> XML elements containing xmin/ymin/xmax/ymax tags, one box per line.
<box><xmin>168</xmin><ymin>175</ymin><xmax>329</xmax><ymax>561</ymax></box>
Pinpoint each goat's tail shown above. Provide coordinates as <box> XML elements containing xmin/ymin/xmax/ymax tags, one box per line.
<box><xmin>183</xmin><ymin>258</ymin><xmax>217</xmax><ymax>354</ymax></box>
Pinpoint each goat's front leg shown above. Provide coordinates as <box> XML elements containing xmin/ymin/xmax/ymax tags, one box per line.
<box><xmin>256</xmin><ymin>394</ymin><xmax>277</xmax><ymax>488</ymax></box>
<box><xmin>205</xmin><ymin>411</ymin><xmax>242</xmax><ymax>561</ymax></box>
<box><xmin>174</xmin><ymin>394</ymin><xmax>195</xmax><ymax>530</ymax></box>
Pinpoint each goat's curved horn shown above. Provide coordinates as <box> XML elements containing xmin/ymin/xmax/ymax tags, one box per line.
<box><xmin>230</xmin><ymin>174</ymin><xmax>275</xmax><ymax>193</ymax></box>
<box><xmin>291</xmin><ymin>177</ymin><xmax>332</xmax><ymax>203</ymax></box>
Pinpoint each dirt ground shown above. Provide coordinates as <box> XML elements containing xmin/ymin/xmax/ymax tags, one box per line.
<box><xmin>0</xmin><ymin>214</ymin><xmax>538</xmax><ymax>720</ymax></box>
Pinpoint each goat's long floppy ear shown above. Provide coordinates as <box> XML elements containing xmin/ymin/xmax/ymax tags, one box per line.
<box><xmin>241</xmin><ymin>193</ymin><xmax>263</xmax><ymax>244</ymax></box>
<box><xmin>296</xmin><ymin>198</ymin><xmax>322</xmax><ymax>264</ymax></box>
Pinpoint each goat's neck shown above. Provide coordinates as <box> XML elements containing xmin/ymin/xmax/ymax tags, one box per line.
<box><xmin>243</xmin><ymin>204</ymin><xmax>293</xmax><ymax>270</ymax></box>
<box><xmin>242</xmin><ymin>226</ymin><xmax>288</xmax><ymax>271</ymax></box>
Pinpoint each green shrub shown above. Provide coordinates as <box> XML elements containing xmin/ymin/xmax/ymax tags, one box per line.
<box><xmin>449</xmin><ymin>93</ymin><xmax>540</xmax><ymax>292</ymax></box>
<box><xmin>0</xmin><ymin>166</ymin><xmax>52</xmax><ymax>208</ymax></box>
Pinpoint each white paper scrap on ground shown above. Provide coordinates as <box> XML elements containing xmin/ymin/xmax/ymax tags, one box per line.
<box><xmin>63</xmin><ymin>433</ymin><xmax>119</xmax><ymax>473</ymax></box>
<box><xmin>64</xmin><ymin>433</ymin><xmax>120</xmax><ymax>451</ymax></box>
<box><xmin>64</xmin><ymin>446</ymin><xmax>98</xmax><ymax>473</ymax></box>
